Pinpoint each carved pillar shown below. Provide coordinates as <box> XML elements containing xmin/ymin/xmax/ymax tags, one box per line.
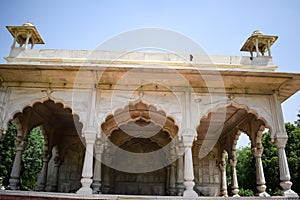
<box><xmin>219</xmin><ymin>151</ymin><xmax>228</xmax><ymax>197</ymax></box>
<box><xmin>275</xmin><ymin>138</ymin><xmax>299</xmax><ymax>197</ymax></box>
<box><xmin>270</xmin><ymin>93</ymin><xmax>298</xmax><ymax>197</ymax></box>
<box><xmin>169</xmin><ymin>162</ymin><xmax>176</xmax><ymax>195</ymax></box>
<box><xmin>230</xmin><ymin>150</ymin><xmax>239</xmax><ymax>197</ymax></box>
<box><xmin>102</xmin><ymin>142</ymin><xmax>112</xmax><ymax>194</ymax></box>
<box><xmin>165</xmin><ymin>166</ymin><xmax>170</xmax><ymax>195</ymax></box>
<box><xmin>50</xmin><ymin>146</ymin><xmax>60</xmax><ymax>192</ymax></box>
<box><xmin>77</xmin><ymin>132</ymin><xmax>96</xmax><ymax>194</ymax></box>
<box><xmin>92</xmin><ymin>139</ymin><xmax>104</xmax><ymax>194</ymax></box>
<box><xmin>183</xmin><ymin>147</ymin><xmax>198</xmax><ymax>197</ymax></box>
<box><xmin>9</xmin><ymin>136</ymin><xmax>27</xmax><ymax>190</ymax></box>
<box><xmin>102</xmin><ymin>165</ymin><xmax>110</xmax><ymax>193</ymax></box>
<box><xmin>252</xmin><ymin>126</ymin><xmax>270</xmax><ymax>197</ymax></box>
<box><xmin>36</xmin><ymin>139</ymin><xmax>49</xmax><ymax>191</ymax></box>
<box><xmin>35</xmin><ymin>156</ymin><xmax>49</xmax><ymax>191</ymax></box>
<box><xmin>176</xmin><ymin>155</ymin><xmax>184</xmax><ymax>196</ymax></box>
<box><xmin>181</xmin><ymin>130</ymin><xmax>197</xmax><ymax>197</ymax></box>
<box><xmin>252</xmin><ymin>146</ymin><xmax>269</xmax><ymax>197</ymax></box>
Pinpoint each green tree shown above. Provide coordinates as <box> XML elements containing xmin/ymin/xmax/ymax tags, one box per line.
<box><xmin>261</xmin><ymin>131</ymin><xmax>281</xmax><ymax>195</ymax></box>
<box><xmin>0</xmin><ymin>121</ymin><xmax>44</xmax><ymax>190</ymax></box>
<box><xmin>236</xmin><ymin>147</ymin><xmax>255</xmax><ymax>196</ymax></box>
<box><xmin>0</xmin><ymin>121</ymin><xmax>17</xmax><ymax>186</ymax></box>
<box><xmin>20</xmin><ymin>127</ymin><xmax>44</xmax><ymax>190</ymax></box>
<box><xmin>284</xmin><ymin>123</ymin><xmax>300</xmax><ymax>195</ymax></box>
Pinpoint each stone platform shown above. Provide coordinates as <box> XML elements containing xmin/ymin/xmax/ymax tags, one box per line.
<box><xmin>0</xmin><ymin>191</ymin><xmax>299</xmax><ymax>200</ymax></box>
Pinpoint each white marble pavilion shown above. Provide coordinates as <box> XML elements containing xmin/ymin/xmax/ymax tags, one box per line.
<box><xmin>0</xmin><ymin>23</ymin><xmax>299</xmax><ymax>199</ymax></box>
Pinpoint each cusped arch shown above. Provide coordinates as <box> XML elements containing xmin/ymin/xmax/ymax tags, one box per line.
<box><xmin>199</xmin><ymin>101</ymin><xmax>271</xmax><ymax>130</ymax></box>
<box><xmin>101</xmin><ymin>100</ymin><xmax>179</xmax><ymax>139</ymax></box>
<box><xmin>3</xmin><ymin>96</ymin><xmax>83</xmax><ymax>133</ymax></box>
<box><xmin>196</xmin><ymin>102</ymin><xmax>270</xmax><ymax>158</ymax></box>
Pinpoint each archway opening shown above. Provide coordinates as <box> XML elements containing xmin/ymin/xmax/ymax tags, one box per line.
<box><xmin>101</xmin><ymin>101</ymin><xmax>178</xmax><ymax>195</ymax></box>
<box><xmin>194</xmin><ymin>104</ymin><xmax>269</xmax><ymax>197</ymax></box>
<box><xmin>5</xmin><ymin>99</ymin><xmax>84</xmax><ymax>193</ymax></box>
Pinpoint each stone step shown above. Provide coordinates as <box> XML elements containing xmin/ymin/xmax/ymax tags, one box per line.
<box><xmin>0</xmin><ymin>190</ymin><xmax>299</xmax><ymax>200</ymax></box>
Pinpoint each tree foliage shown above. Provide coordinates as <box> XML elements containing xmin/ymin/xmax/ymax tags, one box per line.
<box><xmin>21</xmin><ymin>126</ymin><xmax>44</xmax><ymax>190</ymax></box>
<box><xmin>0</xmin><ymin>121</ymin><xmax>44</xmax><ymax>190</ymax></box>
<box><xmin>236</xmin><ymin>146</ymin><xmax>256</xmax><ymax>195</ymax></box>
<box><xmin>0</xmin><ymin>121</ymin><xmax>17</xmax><ymax>186</ymax></box>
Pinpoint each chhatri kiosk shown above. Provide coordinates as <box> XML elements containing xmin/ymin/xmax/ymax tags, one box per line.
<box><xmin>0</xmin><ymin>23</ymin><xmax>299</xmax><ymax>199</ymax></box>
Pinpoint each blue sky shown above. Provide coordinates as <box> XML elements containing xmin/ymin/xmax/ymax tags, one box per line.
<box><xmin>0</xmin><ymin>0</ymin><xmax>300</xmax><ymax>128</ymax></box>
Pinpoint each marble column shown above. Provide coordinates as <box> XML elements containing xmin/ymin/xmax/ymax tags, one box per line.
<box><xmin>219</xmin><ymin>152</ymin><xmax>228</xmax><ymax>197</ymax></box>
<box><xmin>92</xmin><ymin>139</ymin><xmax>104</xmax><ymax>194</ymax></box>
<box><xmin>230</xmin><ymin>150</ymin><xmax>239</xmax><ymax>197</ymax></box>
<box><xmin>182</xmin><ymin>130</ymin><xmax>198</xmax><ymax>197</ymax></box>
<box><xmin>50</xmin><ymin>147</ymin><xmax>60</xmax><ymax>192</ymax></box>
<box><xmin>183</xmin><ymin>147</ymin><xmax>198</xmax><ymax>197</ymax></box>
<box><xmin>35</xmin><ymin>156</ymin><xmax>49</xmax><ymax>191</ymax></box>
<box><xmin>252</xmin><ymin>146</ymin><xmax>270</xmax><ymax>197</ymax></box>
<box><xmin>275</xmin><ymin>138</ymin><xmax>298</xmax><ymax>197</ymax></box>
<box><xmin>166</xmin><ymin>166</ymin><xmax>170</xmax><ymax>195</ymax></box>
<box><xmin>77</xmin><ymin>132</ymin><xmax>96</xmax><ymax>194</ymax></box>
<box><xmin>8</xmin><ymin>136</ymin><xmax>27</xmax><ymax>190</ymax></box>
<box><xmin>102</xmin><ymin>143</ymin><xmax>112</xmax><ymax>194</ymax></box>
<box><xmin>176</xmin><ymin>155</ymin><xmax>184</xmax><ymax>196</ymax></box>
<box><xmin>102</xmin><ymin>165</ymin><xmax>111</xmax><ymax>193</ymax></box>
<box><xmin>169</xmin><ymin>162</ymin><xmax>176</xmax><ymax>195</ymax></box>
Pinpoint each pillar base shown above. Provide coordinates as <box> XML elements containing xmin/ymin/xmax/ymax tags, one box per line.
<box><xmin>91</xmin><ymin>181</ymin><xmax>101</xmax><ymax>194</ymax></box>
<box><xmin>183</xmin><ymin>181</ymin><xmax>198</xmax><ymax>197</ymax></box>
<box><xmin>257</xmin><ymin>185</ymin><xmax>270</xmax><ymax>197</ymax></box>
<box><xmin>8</xmin><ymin>178</ymin><xmax>20</xmax><ymax>190</ymax></box>
<box><xmin>35</xmin><ymin>184</ymin><xmax>46</xmax><ymax>192</ymax></box>
<box><xmin>176</xmin><ymin>183</ymin><xmax>184</xmax><ymax>196</ymax></box>
<box><xmin>169</xmin><ymin>188</ymin><xmax>177</xmax><ymax>196</ymax></box>
<box><xmin>258</xmin><ymin>191</ymin><xmax>270</xmax><ymax>197</ymax></box>
<box><xmin>282</xmin><ymin>189</ymin><xmax>299</xmax><ymax>198</ymax></box>
<box><xmin>77</xmin><ymin>178</ymin><xmax>93</xmax><ymax>195</ymax></box>
<box><xmin>280</xmin><ymin>181</ymin><xmax>299</xmax><ymax>197</ymax></box>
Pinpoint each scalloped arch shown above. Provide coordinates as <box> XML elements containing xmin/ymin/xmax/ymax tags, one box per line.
<box><xmin>3</xmin><ymin>96</ymin><xmax>83</xmax><ymax>132</ymax></box>
<box><xmin>199</xmin><ymin>101</ymin><xmax>271</xmax><ymax>130</ymax></box>
<box><xmin>101</xmin><ymin>100</ymin><xmax>178</xmax><ymax>138</ymax></box>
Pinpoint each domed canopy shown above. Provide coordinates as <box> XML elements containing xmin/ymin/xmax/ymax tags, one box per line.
<box><xmin>6</xmin><ymin>22</ymin><xmax>44</xmax><ymax>47</ymax></box>
<box><xmin>240</xmin><ymin>30</ymin><xmax>278</xmax><ymax>57</ymax></box>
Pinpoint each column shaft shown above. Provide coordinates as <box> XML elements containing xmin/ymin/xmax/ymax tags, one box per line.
<box><xmin>92</xmin><ymin>139</ymin><xmax>103</xmax><ymax>194</ymax></box>
<box><xmin>9</xmin><ymin>138</ymin><xmax>27</xmax><ymax>190</ymax></box>
<box><xmin>252</xmin><ymin>146</ymin><xmax>270</xmax><ymax>197</ymax></box>
<box><xmin>176</xmin><ymin>155</ymin><xmax>184</xmax><ymax>196</ymax></box>
<box><xmin>230</xmin><ymin>151</ymin><xmax>239</xmax><ymax>197</ymax></box>
<box><xmin>219</xmin><ymin>153</ymin><xmax>228</xmax><ymax>197</ymax></box>
<box><xmin>169</xmin><ymin>162</ymin><xmax>176</xmax><ymax>195</ymax></box>
<box><xmin>35</xmin><ymin>158</ymin><xmax>49</xmax><ymax>191</ymax></box>
<box><xmin>77</xmin><ymin>133</ymin><xmax>96</xmax><ymax>194</ymax></box>
<box><xmin>183</xmin><ymin>148</ymin><xmax>198</xmax><ymax>197</ymax></box>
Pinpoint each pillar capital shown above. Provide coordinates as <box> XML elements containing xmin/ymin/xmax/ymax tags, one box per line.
<box><xmin>274</xmin><ymin>136</ymin><xmax>288</xmax><ymax>149</ymax></box>
<box><xmin>252</xmin><ymin>146</ymin><xmax>263</xmax><ymax>158</ymax></box>
<box><xmin>230</xmin><ymin>157</ymin><xmax>237</xmax><ymax>167</ymax></box>
<box><xmin>94</xmin><ymin>140</ymin><xmax>104</xmax><ymax>155</ymax></box>
<box><xmin>181</xmin><ymin>129</ymin><xmax>196</xmax><ymax>148</ymax></box>
<box><xmin>83</xmin><ymin>131</ymin><xmax>97</xmax><ymax>144</ymax></box>
<box><xmin>15</xmin><ymin>136</ymin><xmax>27</xmax><ymax>151</ymax></box>
<box><xmin>219</xmin><ymin>160</ymin><xmax>226</xmax><ymax>171</ymax></box>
